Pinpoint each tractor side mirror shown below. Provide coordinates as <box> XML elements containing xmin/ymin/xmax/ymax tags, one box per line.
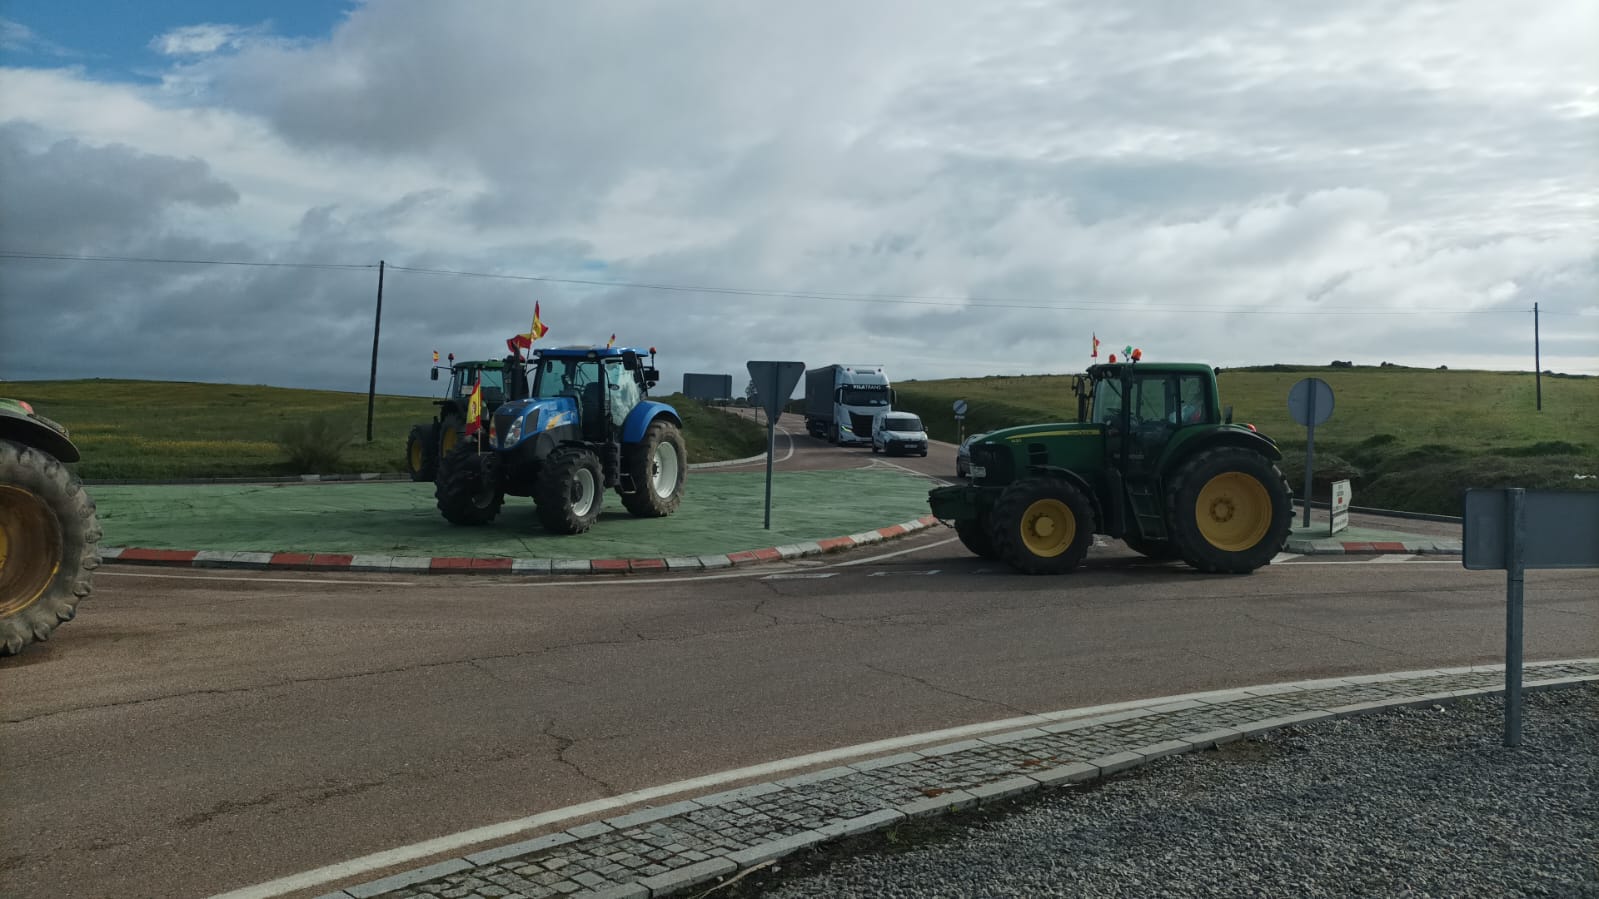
<box><xmin>622</xmin><ymin>350</ymin><xmax>640</xmax><ymax>370</ymax></box>
<box><xmin>430</xmin><ymin>368</ymin><xmax>439</xmax><ymax>381</ymax></box>
<box><xmin>643</xmin><ymin>367</ymin><xmax>660</xmax><ymax>387</ymax></box>
<box><xmin>1223</xmin><ymin>405</ymin><xmax>1234</xmax><ymax>424</ymax></box>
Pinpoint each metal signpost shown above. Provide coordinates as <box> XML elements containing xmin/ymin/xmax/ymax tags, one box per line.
<box><xmin>953</xmin><ymin>399</ymin><xmax>968</xmax><ymax>444</ymax></box>
<box><xmin>746</xmin><ymin>361</ymin><xmax>806</xmax><ymax>530</ymax></box>
<box><xmin>1329</xmin><ymin>479</ymin><xmax>1351</xmax><ymax>536</ymax></box>
<box><xmin>1287</xmin><ymin>377</ymin><xmax>1335</xmax><ymax>528</ymax></box>
<box><xmin>1464</xmin><ymin>488</ymin><xmax>1599</xmax><ymax>746</ymax></box>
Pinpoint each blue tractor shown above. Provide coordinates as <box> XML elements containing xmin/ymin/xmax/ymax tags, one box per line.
<box><xmin>433</xmin><ymin>345</ymin><xmax>686</xmax><ymax>534</ymax></box>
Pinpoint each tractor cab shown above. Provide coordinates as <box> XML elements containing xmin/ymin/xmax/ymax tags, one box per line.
<box><xmin>527</xmin><ymin>347</ymin><xmax>660</xmax><ymax>441</ymax></box>
<box><xmin>1075</xmin><ymin>362</ymin><xmax>1221</xmax><ymax>480</ymax></box>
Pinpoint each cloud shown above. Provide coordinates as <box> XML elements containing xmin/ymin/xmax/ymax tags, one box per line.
<box><xmin>0</xmin><ymin>17</ymin><xmax>75</xmax><ymax>56</ymax></box>
<box><xmin>149</xmin><ymin>23</ymin><xmax>264</xmax><ymax>57</ymax></box>
<box><xmin>1</xmin><ymin>0</ymin><xmax>1596</xmax><ymax>396</ymax></box>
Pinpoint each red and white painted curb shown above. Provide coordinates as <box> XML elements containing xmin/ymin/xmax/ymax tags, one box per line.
<box><xmin>99</xmin><ymin>516</ymin><xmax>945</xmax><ymax>576</ymax></box>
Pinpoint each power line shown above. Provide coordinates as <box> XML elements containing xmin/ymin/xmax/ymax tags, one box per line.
<box><xmin>382</xmin><ymin>264</ymin><xmax>1566</xmax><ymax>318</ymax></box>
<box><xmin>3</xmin><ymin>249</ymin><xmax>1588</xmax><ymax>319</ymax></box>
<box><xmin>0</xmin><ymin>251</ymin><xmax>376</xmax><ymax>271</ymax></box>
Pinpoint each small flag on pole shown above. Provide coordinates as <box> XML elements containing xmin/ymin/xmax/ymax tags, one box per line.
<box><xmin>464</xmin><ymin>374</ymin><xmax>484</xmax><ymax>437</ymax></box>
<box><xmin>432</xmin><ymin>350</ymin><xmax>439</xmax><ymax>363</ymax></box>
<box><xmin>606</xmin><ymin>333</ymin><xmax>617</xmax><ymax>349</ymax></box>
<box><xmin>1091</xmin><ymin>334</ymin><xmax>1099</xmax><ymax>359</ymax></box>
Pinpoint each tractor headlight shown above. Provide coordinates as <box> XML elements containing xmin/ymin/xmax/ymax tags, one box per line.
<box><xmin>503</xmin><ymin>417</ymin><xmax>524</xmax><ymax>447</ymax></box>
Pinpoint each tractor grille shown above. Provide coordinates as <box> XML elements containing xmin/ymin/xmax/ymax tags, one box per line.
<box><xmin>849</xmin><ymin>413</ymin><xmax>876</xmax><ymax>439</ymax></box>
<box><xmin>970</xmin><ymin>444</ymin><xmax>1012</xmax><ymax>485</ymax></box>
<box><xmin>493</xmin><ymin>412</ymin><xmax>517</xmax><ymax>443</ymax></box>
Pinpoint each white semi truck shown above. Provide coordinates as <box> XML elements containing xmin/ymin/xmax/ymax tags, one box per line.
<box><xmin>803</xmin><ymin>364</ymin><xmax>893</xmax><ymax>446</ymax></box>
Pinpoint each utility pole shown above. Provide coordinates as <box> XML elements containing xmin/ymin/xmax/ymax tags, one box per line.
<box><xmin>366</xmin><ymin>259</ymin><xmax>385</xmax><ymax>442</ymax></box>
<box><xmin>1534</xmin><ymin>302</ymin><xmax>1541</xmax><ymax>412</ymax></box>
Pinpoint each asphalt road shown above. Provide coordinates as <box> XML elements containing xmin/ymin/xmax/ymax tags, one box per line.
<box><xmin>6</xmin><ymin>421</ymin><xmax>1569</xmax><ymax>899</ymax></box>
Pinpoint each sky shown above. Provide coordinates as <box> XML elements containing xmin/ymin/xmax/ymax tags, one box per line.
<box><xmin>1</xmin><ymin>0</ymin><xmax>1596</xmax><ymax>400</ymax></box>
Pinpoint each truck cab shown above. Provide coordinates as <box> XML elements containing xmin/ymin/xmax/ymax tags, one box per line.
<box><xmin>804</xmin><ymin>364</ymin><xmax>893</xmax><ymax>445</ymax></box>
<box><xmin>872</xmin><ymin>411</ymin><xmax>928</xmax><ymax>457</ymax></box>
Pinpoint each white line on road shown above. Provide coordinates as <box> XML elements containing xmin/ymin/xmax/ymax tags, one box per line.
<box><xmin>867</xmin><ymin>569</ymin><xmax>941</xmax><ymax>577</ymax></box>
<box><xmin>761</xmin><ymin>572</ymin><xmax>839</xmax><ymax>580</ymax></box>
<box><xmin>97</xmin><ymin>571</ymin><xmax>417</xmax><ymax>586</ymax></box>
<box><xmin>1283</xmin><ymin>559</ymin><xmax>1461</xmax><ymax>565</ymax></box>
<box><xmin>1271</xmin><ymin>552</ymin><xmax>1304</xmax><ymax>564</ymax></box>
<box><xmin>871</xmin><ymin>457</ymin><xmax>953</xmax><ymax>486</ymax></box>
<box><xmin>1370</xmin><ymin>554</ymin><xmax>1420</xmax><ymax>563</ymax></box>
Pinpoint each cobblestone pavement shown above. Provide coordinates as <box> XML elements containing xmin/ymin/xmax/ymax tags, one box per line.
<box><xmin>323</xmin><ymin>660</ymin><xmax>1598</xmax><ymax>899</ymax></box>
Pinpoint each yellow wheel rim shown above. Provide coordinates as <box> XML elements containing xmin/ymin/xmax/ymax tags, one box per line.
<box><xmin>408</xmin><ymin>441</ymin><xmax>423</xmax><ymax>471</ymax></box>
<box><xmin>440</xmin><ymin>429</ymin><xmax>457</xmax><ymax>455</ymax></box>
<box><xmin>0</xmin><ymin>484</ymin><xmax>62</xmax><ymax>617</ymax></box>
<box><xmin>1195</xmin><ymin>472</ymin><xmax>1272</xmax><ymax>552</ymax></box>
<box><xmin>1019</xmin><ymin>498</ymin><xmax>1076</xmax><ymax>557</ymax></box>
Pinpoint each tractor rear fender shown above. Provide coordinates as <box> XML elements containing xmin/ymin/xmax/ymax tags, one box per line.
<box><xmin>1027</xmin><ymin>464</ymin><xmax>1105</xmax><ymax>530</ymax></box>
<box><xmin>1158</xmin><ymin>428</ymin><xmax>1283</xmax><ymax>479</ymax></box>
<box><xmin>0</xmin><ymin>409</ymin><xmax>79</xmax><ymax>463</ymax></box>
<box><xmin>621</xmin><ymin>402</ymin><xmax>682</xmax><ymax>445</ymax></box>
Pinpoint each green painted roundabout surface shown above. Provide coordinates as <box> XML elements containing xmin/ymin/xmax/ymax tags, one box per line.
<box><xmin>90</xmin><ymin>469</ymin><xmax>936</xmax><ymax>559</ymax></box>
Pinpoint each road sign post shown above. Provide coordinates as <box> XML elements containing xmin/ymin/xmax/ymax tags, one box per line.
<box><xmin>1287</xmin><ymin>378</ymin><xmax>1335</xmax><ymax>528</ymax></box>
<box><xmin>953</xmin><ymin>399</ymin><xmax>968</xmax><ymax>445</ymax></box>
<box><xmin>1464</xmin><ymin>488</ymin><xmax>1599</xmax><ymax>746</ymax></box>
<box><xmin>746</xmin><ymin>361</ymin><xmax>806</xmax><ymax>530</ymax></box>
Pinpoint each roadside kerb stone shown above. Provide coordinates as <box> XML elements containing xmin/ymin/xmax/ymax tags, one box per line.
<box><xmin>512</xmin><ymin>559</ymin><xmax>554</xmax><ymax>575</ymax></box>
<box><xmin>662</xmin><ymin>557</ymin><xmax>704</xmax><ymax>572</ymax></box>
<box><xmin>550</xmin><ymin>560</ymin><xmax>593</xmax><ymax>575</ymax></box>
<box><xmin>328</xmin><ymin>660</ymin><xmax>1599</xmax><ymax>899</ymax></box>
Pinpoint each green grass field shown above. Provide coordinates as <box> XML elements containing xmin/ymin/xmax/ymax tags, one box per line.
<box><xmin>11</xmin><ymin>380</ymin><xmax>767</xmax><ymax>480</ymax></box>
<box><xmin>895</xmin><ymin>366</ymin><xmax>1599</xmax><ymax>516</ymax></box>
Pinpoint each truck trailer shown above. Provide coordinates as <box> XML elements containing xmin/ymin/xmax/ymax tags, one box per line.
<box><xmin>803</xmin><ymin>364</ymin><xmax>892</xmax><ymax>445</ymax></box>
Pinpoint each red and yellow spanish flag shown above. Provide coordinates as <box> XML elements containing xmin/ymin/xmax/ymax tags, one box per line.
<box><xmin>606</xmin><ymin>333</ymin><xmax>617</xmax><ymax>349</ymax></box>
<box><xmin>1091</xmin><ymin>333</ymin><xmax>1100</xmax><ymax>359</ymax></box>
<box><xmin>464</xmin><ymin>374</ymin><xmax>484</xmax><ymax>437</ymax></box>
<box><xmin>507</xmin><ymin>302</ymin><xmax>551</xmax><ymax>354</ymax></box>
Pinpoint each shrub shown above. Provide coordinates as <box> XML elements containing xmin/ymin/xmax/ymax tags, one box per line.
<box><xmin>277</xmin><ymin>414</ymin><xmax>357</xmax><ymax>474</ymax></box>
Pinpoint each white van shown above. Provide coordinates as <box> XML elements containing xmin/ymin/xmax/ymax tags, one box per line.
<box><xmin>871</xmin><ymin>412</ymin><xmax>928</xmax><ymax>457</ymax></box>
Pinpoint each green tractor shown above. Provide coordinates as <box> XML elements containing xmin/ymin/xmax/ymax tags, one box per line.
<box><xmin>0</xmin><ymin>399</ymin><xmax>100</xmax><ymax>655</ymax></box>
<box><xmin>405</xmin><ymin>355</ymin><xmax>528</xmax><ymax>482</ymax></box>
<box><xmin>929</xmin><ymin>362</ymin><xmax>1292</xmax><ymax>575</ymax></box>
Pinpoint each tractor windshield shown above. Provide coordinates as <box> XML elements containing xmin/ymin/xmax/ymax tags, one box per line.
<box><xmin>1090</xmin><ymin>375</ymin><xmax>1124</xmax><ymax>425</ymax></box>
<box><xmin>451</xmin><ymin>367</ymin><xmax>504</xmax><ymax>397</ymax></box>
<box><xmin>533</xmin><ymin>358</ymin><xmax>602</xmax><ymax>399</ymax></box>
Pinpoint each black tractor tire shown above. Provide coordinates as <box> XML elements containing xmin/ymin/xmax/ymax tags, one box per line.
<box><xmin>536</xmin><ymin>447</ymin><xmax>604</xmax><ymax>534</ymax></box>
<box><xmin>1165</xmin><ymin>446</ymin><xmax>1293</xmax><ymax>574</ymax></box>
<box><xmin>1123</xmin><ymin>533</ymin><xmax>1182</xmax><ymax>561</ymax></box>
<box><xmin>437</xmin><ymin>413</ymin><xmax>466</xmax><ymax>462</ymax></box>
<box><xmin>621</xmin><ymin>421</ymin><xmax>687</xmax><ymax>518</ymax></box>
<box><xmin>406</xmin><ymin>423</ymin><xmax>439</xmax><ymax>482</ymax></box>
<box><xmin>1</xmin><ymin>440</ymin><xmax>101</xmax><ymax>656</ymax></box>
<box><xmin>989</xmin><ymin>477</ymin><xmax>1096</xmax><ymax>575</ymax></box>
<box><xmin>954</xmin><ymin>515</ymin><xmax>999</xmax><ymax>560</ymax></box>
<box><xmin>433</xmin><ymin>442</ymin><xmax>504</xmax><ymax>525</ymax></box>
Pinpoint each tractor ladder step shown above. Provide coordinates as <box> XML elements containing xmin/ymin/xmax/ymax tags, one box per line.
<box><xmin>1125</xmin><ymin>480</ymin><xmax>1167</xmax><ymax>540</ymax></box>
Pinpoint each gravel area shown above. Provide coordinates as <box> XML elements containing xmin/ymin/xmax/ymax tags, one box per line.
<box><xmin>737</xmin><ymin>687</ymin><xmax>1598</xmax><ymax>899</ymax></box>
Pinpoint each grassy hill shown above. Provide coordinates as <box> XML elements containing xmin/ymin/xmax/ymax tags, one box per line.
<box><xmin>894</xmin><ymin>366</ymin><xmax>1598</xmax><ymax>516</ymax></box>
<box><xmin>10</xmin><ymin>380</ymin><xmax>767</xmax><ymax>480</ymax></box>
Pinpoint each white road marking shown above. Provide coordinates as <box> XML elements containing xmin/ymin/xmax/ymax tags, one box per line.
<box><xmin>1271</xmin><ymin>552</ymin><xmax>1304</xmax><ymax>564</ymax></box>
<box><xmin>761</xmin><ymin>572</ymin><xmax>839</xmax><ymax>580</ymax></box>
<box><xmin>211</xmin><ymin>659</ymin><xmax>1596</xmax><ymax>899</ymax></box>
<box><xmin>867</xmin><ymin>569</ymin><xmax>942</xmax><ymax>577</ymax></box>
<box><xmin>826</xmin><ymin>536</ymin><xmax>960</xmax><ymax>567</ymax></box>
<box><xmin>871</xmin><ymin>457</ymin><xmax>953</xmax><ymax>486</ymax></box>
<box><xmin>1370</xmin><ymin>554</ymin><xmax>1419</xmax><ymax>563</ymax></box>
<box><xmin>97</xmin><ymin>571</ymin><xmax>416</xmax><ymax>587</ymax></box>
